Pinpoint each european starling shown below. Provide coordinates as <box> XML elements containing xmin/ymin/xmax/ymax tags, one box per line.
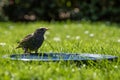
<box><xmin>16</xmin><ymin>28</ymin><xmax>48</xmax><ymax>53</ymax></box>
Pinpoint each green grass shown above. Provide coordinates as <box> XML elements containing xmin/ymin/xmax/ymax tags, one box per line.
<box><xmin>0</xmin><ymin>21</ymin><xmax>120</xmax><ymax>80</ymax></box>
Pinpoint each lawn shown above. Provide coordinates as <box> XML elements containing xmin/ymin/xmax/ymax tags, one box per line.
<box><xmin>0</xmin><ymin>21</ymin><xmax>120</xmax><ymax>80</ymax></box>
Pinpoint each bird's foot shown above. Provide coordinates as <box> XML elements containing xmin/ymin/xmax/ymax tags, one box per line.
<box><xmin>24</xmin><ymin>52</ymin><xmax>31</xmax><ymax>55</ymax></box>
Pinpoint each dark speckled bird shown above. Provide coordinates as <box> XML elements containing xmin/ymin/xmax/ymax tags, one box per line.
<box><xmin>16</xmin><ymin>28</ymin><xmax>48</xmax><ymax>53</ymax></box>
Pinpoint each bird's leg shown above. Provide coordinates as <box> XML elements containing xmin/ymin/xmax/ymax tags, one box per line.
<box><xmin>35</xmin><ymin>49</ymin><xmax>38</xmax><ymax>54</ymax></box>
<box><xmin>35</xmin><ymin>49</ymin><xmax>43</xmax><ymax>56</ymax></box>
<box><xmin>23</xmin><ymin>48</ymin><xmax>29</xmax><ymax>54</ymax></box>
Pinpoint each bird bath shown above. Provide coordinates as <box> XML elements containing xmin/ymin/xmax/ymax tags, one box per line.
<box><xmin>5</xmin><ymin>53</ymin><xmax>118</xmax><ymax>62</ymax></box>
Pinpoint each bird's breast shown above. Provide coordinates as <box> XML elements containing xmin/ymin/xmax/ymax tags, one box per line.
<box><xmin>34</xmin><ymin>36</ymin><xmax>44</xmax><ymax>44</ymax></box>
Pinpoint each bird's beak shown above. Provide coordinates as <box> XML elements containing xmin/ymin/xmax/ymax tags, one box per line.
<box><xmin>45</xmin><ymin>28</ymin><xmax>49</xmax><ymax>30</ymax></box>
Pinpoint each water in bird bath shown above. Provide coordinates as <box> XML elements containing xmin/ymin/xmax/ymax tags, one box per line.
<box><xmin>6</xmin><ymin>53</ymin><xmax>118</xmax><ymax>62</ymax></box>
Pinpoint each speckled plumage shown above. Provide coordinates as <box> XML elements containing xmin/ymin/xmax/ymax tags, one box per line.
<box><xmin>16</xmin><ymin>28</ymin><xmax>48</xmax><ymax>53</ymax></box>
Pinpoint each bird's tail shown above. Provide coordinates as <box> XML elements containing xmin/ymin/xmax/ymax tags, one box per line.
<box><xmin>16</xmin><ymin>46</ymin><xmax>19</xmax><ymax>49</ymax></box>
<box><xmin>16</xmin><ymin>41</ymin><xmax>21</xmax><ymax>49</ymax></box>
<box><xmin>16</xmin><ymin>45</ymin><xmax>21</xmax><ymax>49</ymax></box>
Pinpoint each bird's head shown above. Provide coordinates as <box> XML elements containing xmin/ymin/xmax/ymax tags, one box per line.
<box><xmin>34</xmin><ymin>27</ymin><xmax>49</xmax><ymax>35</ymax></box>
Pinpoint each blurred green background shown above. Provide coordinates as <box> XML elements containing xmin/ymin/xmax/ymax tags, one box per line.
<box><xmin>0</xmin><ymin>1</ymin><xmax>120</xmax><ymax>80</ymax></box>
<box><xmin>0</xmin><ymin>0</ymin><xmax>120</xmax><ymax>22</ymax></box>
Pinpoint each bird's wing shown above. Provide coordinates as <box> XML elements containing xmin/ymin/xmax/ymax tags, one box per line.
<box><xmin>16</xmin><ymin>34</ymin><xmax>33</xmax><ymax>48</ymax></box>
<box><xmin>21</xmin><ymin>34</ymin><xmax>33</xmax><ymax>42</ymax></box>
